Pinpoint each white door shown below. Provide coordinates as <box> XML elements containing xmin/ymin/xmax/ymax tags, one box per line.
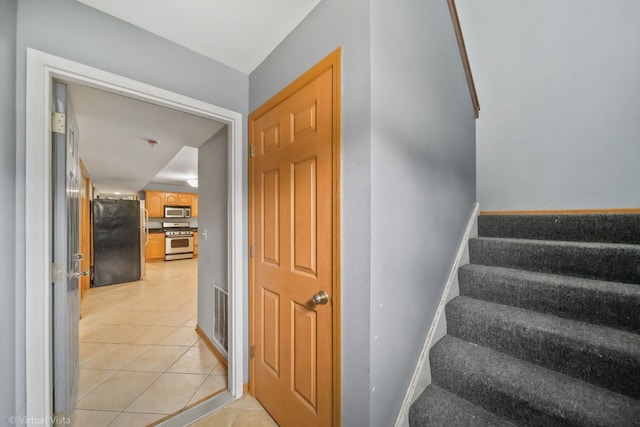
<box><xmin>52</xmin><ymin>81</ymin><xmax>82</xmax><ymax>416</ymax></box>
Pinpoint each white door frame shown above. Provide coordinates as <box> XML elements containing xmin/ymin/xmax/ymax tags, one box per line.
<box><xmin>25</xmin><ymin>48</ymin><xmax>244</xmax><ymax>423</ymax></box>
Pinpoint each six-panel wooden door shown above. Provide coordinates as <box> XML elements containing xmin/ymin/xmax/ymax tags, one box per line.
<box><xmin>250</xmin><ymin>59</ymin><xmax>337</xmax><ymax>426</ymax></box>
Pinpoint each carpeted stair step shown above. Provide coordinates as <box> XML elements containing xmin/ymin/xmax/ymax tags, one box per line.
<box><xmin>409</xmin><ymin>384</ymin><xmax>516</xmax><ymax>427</ymax></box>
<box><xmin>469</xmin><ymin>237</ymin><xmax>640</xmax><ymax>284</ymax></box>
<box><xmin>430</xmin><ymin>336</ymin><xmax>640</xmax><ymax>426</ymax></box>
<box><xmin>478</xmin><ymin>214</ymin><xmax>640</xmax><ymax>244</ymax></box>
<box><xmin>445</xmin><ymin>296</ymin><xmax>640</xmax><ymax>398</ymax></box>
<box><xmin>458</xmin><ymin>264</ymin><xmax>640</xmax><ymax>333</ymax></box>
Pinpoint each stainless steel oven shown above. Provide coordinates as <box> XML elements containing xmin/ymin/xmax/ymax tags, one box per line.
<box><xmin>163</xmin><ymin>222</ymin><xmax>194</xmax><ymax>260</ymax></box>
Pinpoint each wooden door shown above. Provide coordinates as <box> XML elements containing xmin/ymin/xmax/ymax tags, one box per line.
<box><xmin>146</xmin><ymin>191</ymin><xmax>164</xmax><ymax>217</ymax></box>
<box><xmin>250</xmin><ymin>50</ymin><xmax>341</xmax><ymax>427</ymax></box>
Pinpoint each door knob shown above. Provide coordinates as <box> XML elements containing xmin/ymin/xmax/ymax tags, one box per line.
<box><xmin>312</xmin><ymin>290</ymin><xmax>329</xmax><ymax>305</ymax></box>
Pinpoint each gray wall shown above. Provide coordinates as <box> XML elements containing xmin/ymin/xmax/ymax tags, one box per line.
<box><xmin>369</xmin><ymin>0</ymin><xmax>477</xmax><ymax>424</ymax></box>
<box><xmin>1</xmin><ymin>0</ymin><xmax>17</xmax><ymax>423</ymax></box>
<box><xmin>142</xmin><ymin>183</ymin><xmax>198</xmax><ymax>194</ymax></box>
<box><xmin>14</xmin><ymin>0</ymin><xmax>248</xmax><ymax>417</ymax></box>
<box><xmin>197</xmin><ymin>127</ymin><xmax>229</xmax><ymax>343</ymax></box>
<box><xmin>458</xmin><ymin>0</ymin><xmax>640</xmax><ymax>211</ymax></box>
<box><xmin>249</xmin><ymin>0</ymin><xmax>373</xmax><ymax>424</ymax></box>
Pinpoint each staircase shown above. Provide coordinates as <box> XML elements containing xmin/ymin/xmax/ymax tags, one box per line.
<box><xmin>409</xmin><ymin>213</ymin><xmax>640</xmax><ymax>426</ymax></box>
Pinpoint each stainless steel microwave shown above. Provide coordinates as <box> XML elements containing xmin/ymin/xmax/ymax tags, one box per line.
<box><xmin>164</xmin><ymin>206</ymin><xmax>191</xmax><ymax>218</ymax></box>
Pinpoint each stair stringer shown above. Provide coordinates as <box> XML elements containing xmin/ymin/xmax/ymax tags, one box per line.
<box><xmin>394</xmin><ymin>203</ymin><xmax>479</xmax><ymax>427</ymax></box>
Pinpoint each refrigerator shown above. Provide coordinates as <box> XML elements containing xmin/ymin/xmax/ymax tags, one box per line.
<box><xmin>92</xmin><ymin>199</ymin><xmax>146</xmax><ymax>287</ymax></box>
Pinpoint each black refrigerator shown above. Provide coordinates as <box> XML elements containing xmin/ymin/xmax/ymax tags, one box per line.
<box><xmin>93</xmin><ymin>199</ymin><xmax>142</xmax><ymax>287</ymax></box>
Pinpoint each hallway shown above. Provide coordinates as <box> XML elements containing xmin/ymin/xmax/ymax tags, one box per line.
<box><xmin>73</xmin><ymin>259</ymin><xmax>226</xmax><ymax>426</ymax></box>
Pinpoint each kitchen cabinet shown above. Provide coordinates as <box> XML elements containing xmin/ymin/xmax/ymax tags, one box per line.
<box><xmin>164</xmin><ymin>193</ymin><xmax>179</xmax><ymax>205</ymax></box>
<box><xmin>146</xmin><ymin>191</ymin><xmax>164</xmax><ymax>217</ymax></box>
<box><xmin>146</xmin><ymin>233</ymin><xmax>165</xmax><ymax>262</ymax></box>
<box><xmin>177</xmin><ymin>193</ymin><xmax>191</xmax><ymax>206</ymax></box>
<box><xmin>145</xmin><ymin>190</ymin><xmax>197</xmax><ymax>217</ymax></box>
<box><xmin>193</xmin><ymin>232</ymin><xmax>198</xmax><ymax>257</ymax></box>
<box><xmin>191</xmin><ymin>194</ymin><xmax>198</xmax><ymax>217</ymax></box>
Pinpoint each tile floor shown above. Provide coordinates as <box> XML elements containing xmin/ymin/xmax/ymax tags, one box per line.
<box><xmin>73</xmin><ymin>259</ymin><xmax>229</xmax><ymax>427</ymax></box>
<box><xmin>187</xmin><ymin>394</ymin><xmax>278</xmax><ymax>427</ymax></box>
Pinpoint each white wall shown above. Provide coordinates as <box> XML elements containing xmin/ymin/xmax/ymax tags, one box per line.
<box><xmin>458</xmin><ymin>0</ymin><xmax>640</xmax><ymax>210</ymax></box>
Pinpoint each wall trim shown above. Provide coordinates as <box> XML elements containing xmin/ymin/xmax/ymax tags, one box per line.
<box><xmin>481</xmin><ymin>208</ymin><xmax>640</xmax><ymax>215</ymax></box>
<box><xmin>447</xmin><ymin>0</ymin><xmax>480</xmax><ymax>118</ymax></box>
<box><xmin>24</xmin><ymin>48</ymin><xmax>244</xmax><ymax>425</ymax></box>
<box><xmin>394</xmin><ymin>203</ymin><xmax>479</xmax><ymax>427</ymax></box>
<box><xmin>195</xmin><ymin>325</ymin><xmax>228</xmax><ymax>371</ymax></box>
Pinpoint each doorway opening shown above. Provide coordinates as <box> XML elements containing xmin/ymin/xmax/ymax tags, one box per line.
<box><xmin>64</xmin><ymin>78</ymin><xmax>230</xmax><ymax>425</ymax></box>
<box><xmin>24</xmin><ymin>49</ymin><xmax>244</xmax><ymax>425</ymax></box>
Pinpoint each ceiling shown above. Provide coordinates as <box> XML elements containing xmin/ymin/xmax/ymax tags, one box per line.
<box><xmin>70</xmin><ymin>83</ymin><xmax>224</xmax><ymax>195</ymax></box>
<box><xmin>69</xmin><ymin>1</ymin><xmax>322</xmax><ymax>195</ymax></box>
<box><xmin>76</xmin><ymin>0</ymin><xmax>323</xmax><ymax>74</ymax></box>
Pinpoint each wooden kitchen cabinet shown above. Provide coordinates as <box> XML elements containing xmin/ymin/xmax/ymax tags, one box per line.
<box><xmin>177</xmin><ymin>193</ymin><xmax>191</xmax><ymax>206</ymax></box>
<box><xmin>164</xmin><ymin>193</ymin><xmax>179</xmax><ymax>205</ymax></box>
<box><xmin>146</xmin><ymin>191</ymin><xmax>164</xmax><ymax>217</ymax></box>
<box><xmin>191</xmin><ymin>194</ymin><xmax>198</xmax><ymax>217</ymax></box>
<box><xmin>146</xmin><ymin>233</ymin><xmax>165</xmax><ymax>262</ymax></box>
<box><xmin>193</xmin><ymin>232</ymin><xmax>198</xmax><ymax>257</ymax></box>
<box><xmin>145</xmin><ymin>190</ymin><xmax>197</xmax><ymax>217</ymax></box>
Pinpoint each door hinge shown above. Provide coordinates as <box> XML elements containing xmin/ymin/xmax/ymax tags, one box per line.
<box><xmin>249</xmin><ymin>245</ymin><xmax>255</xmax><ymax>258</ymax></box>
<box><xmin>250</xmin><ymin>345</ymin><xmax>255</xmax><ymax>359</ymax></box>
<box><xmin>250</xmin><ymin>144</ymin><xmax>255</xmax><ymax>158</ymax></box>
<box><xmin>51</xmin><ymin>112</ymin><xmax>66</xmax><ymax>134</ymax></box>
<box><xmin>51</xmin><ymin>262</ymin><xmax>65</xmax><ymax>282</ymax></box>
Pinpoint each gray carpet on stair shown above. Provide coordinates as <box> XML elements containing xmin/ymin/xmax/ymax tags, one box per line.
<box><xmin>458</xmin><ymin>264</ymin><xmax>640</xmax><ymax>333</ymax></box>
<box><xmin>446</xmin><ymin>296</ymin><xmax>640</xmax><ymax>398</ymax></box>
<box><xmin>430</xmin><ymin>336</ymin><xmax>640</xmax><ymax>427</ymax></box>
<box><xmin>478</xmin><ymin>214</ymin><xmax>640</xmax><ymax>244</ymax></box>
<box><xmin>469</xmin><ymin>237</ymin><xmax>640</xmax><ymax>284</ymax></box>
<box><xmin>409</xmin><ymin>385</ymin><xmax>516</xmax><ymax>427</ymax></box>
<box><xmin>410</xmin><ymin>213</ymin><xmax>640</xmax><ymax>427</ymax></box>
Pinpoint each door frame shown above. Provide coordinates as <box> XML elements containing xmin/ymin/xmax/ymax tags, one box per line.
<box><xmin>24</xmin><ymin>48</ymin><xmax>245</xmax><ymax>421</ymax></box>
<box><xmin>248</xmin><ymin>48</ymin><xmax>342</xmax><ymax>426</ymax></box>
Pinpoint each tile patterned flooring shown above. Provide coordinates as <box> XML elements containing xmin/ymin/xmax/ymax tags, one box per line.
<box><xmin>73</xmin><ymin>259</ymin><xmax>237</xmax><ymax>426</ymax></box>
<box><xmin>187</xmin><ymin>394</ymin><xmax>278</xmax><ymax>426</ymax></box>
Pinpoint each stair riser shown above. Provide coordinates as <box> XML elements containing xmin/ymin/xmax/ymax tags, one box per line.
<box><xmin>409</xmin><ymin>385</ymin><xmax>516</xmax><ymax>427</ymax></box>
<box><xmin>430</xmin><ymin>348</ymin><xmax>578</xmax><ymax>426</ymax></box>
<box><xmin>478</xmin><ymin>214</ymin><xmax>640</xmax><ymax>244</ymax></box>
<box><xmin>458</xmin><ymin>266</ymin><xmax>640</xmax><ymax>333</ymax></box>
<box><xmin>469</xmin><ymin>238</ymin><xmax>640</xmax><ymax>284</ymax></box>
<box><xmin>446</xmin><ymin>301</ymin><xmax>640</xmax><ymax>398</ymax></box>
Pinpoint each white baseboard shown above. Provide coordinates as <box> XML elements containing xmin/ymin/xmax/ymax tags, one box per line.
<box><xmin>394</xmin><ymin>203</ymin><xmax>479</xmax><ymax>427</ymax></box>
